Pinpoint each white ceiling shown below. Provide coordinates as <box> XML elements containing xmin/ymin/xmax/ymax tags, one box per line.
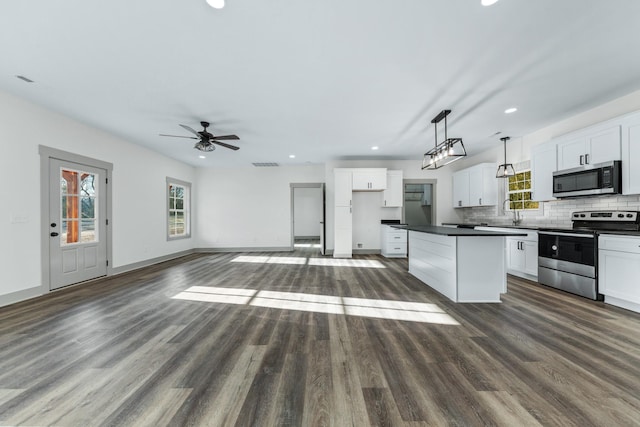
<box><xmin>1</xmin><ymin>0</ymin><xmax>640</xmax><ymax>168</ymax></box>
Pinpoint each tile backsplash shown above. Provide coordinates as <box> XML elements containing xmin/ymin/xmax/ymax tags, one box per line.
<box><xmin>462</xmin><ymin>194</ymin><xmax>640</xmax><ymax>228</ymax></box>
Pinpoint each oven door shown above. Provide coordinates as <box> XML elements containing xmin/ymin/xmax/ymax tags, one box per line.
<box><xmin>538</xmin><ymin>231</ymin><xmax>596</xmax><ymax>266</ymax></box>
<box><xmin>538</xmin><ymin>231</ymin><xmax>598</xmax><ymax>299</ymax></box>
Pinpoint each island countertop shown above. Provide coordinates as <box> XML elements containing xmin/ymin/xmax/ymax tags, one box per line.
<box><xmin>392</xmin><ymin>224</ymin><xmax>527</xmax><ymax>237</ymax></box>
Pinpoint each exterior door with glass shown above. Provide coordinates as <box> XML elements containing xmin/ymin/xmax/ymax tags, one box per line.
<box><xmin>49</xmin><ymin>159</ymin><xmax>107</xmax><ymax>290</ymax></box>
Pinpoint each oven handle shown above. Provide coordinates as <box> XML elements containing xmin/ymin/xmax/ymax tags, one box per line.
<box><xmin>538</xmin><ymin>231</ymin><xmax>595</xmax><ymax>238</ymax></box>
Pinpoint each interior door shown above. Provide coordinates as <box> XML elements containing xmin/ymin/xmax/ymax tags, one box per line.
<box><xmin>49</xmin><ymin>158</ymin><xmax>107</xmax><ymax>289</ymax></box>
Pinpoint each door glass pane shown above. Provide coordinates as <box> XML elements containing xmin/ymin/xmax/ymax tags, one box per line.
<box><xmin>81</xmin><ymin>220</ymin><xmax>97</xmax><ymax>243</ymax></box>
<box><xmin>62</xmin><ymin>220</ymin><xmax>80</xmax><ymax>245</ymax></box>
<box><xmin>81</xmin><ymin>197</ymin><xmax>95</xmax><ymax>219</ymax></box>
<box><xmin>81</xmin><ymin>174</ymin><xmax>96</xmax><ymax>197</ymax></box>
<box><xmin>62</xmin><ymin>195</ymin><xmax>79</xmax><ymax>219</ymax></box>
<box><xmin>176</xmin><ymin>198</ymin><xmax>184</xmax><ymax>210</ymax></box>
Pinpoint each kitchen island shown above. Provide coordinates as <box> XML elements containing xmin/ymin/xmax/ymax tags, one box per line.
<box><xmin>394</xmin><ymin>225</ymin><xmax>526</xmax><ymax>303</ymax></box>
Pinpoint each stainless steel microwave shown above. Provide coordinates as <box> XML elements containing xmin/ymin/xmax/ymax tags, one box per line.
<box><xmin>552</xmin><ymin>160</ymin><xmax>621</xmax><ymax>198</ymax></box>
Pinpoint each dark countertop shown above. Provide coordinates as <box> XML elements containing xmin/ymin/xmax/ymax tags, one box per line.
<box><xmin>442</xmin><ymin>223</ymin><xmax>542</xmax><ymax>230</ymax></box>
<box><xmin>596</xmin><ymin>230</ymin><xmax>640</xmax><ymax>237</ymax></box>
<box><xmin>393</xmin><ymin>225</ymin><xmax>527</xmax><ymax>237</ymax></box>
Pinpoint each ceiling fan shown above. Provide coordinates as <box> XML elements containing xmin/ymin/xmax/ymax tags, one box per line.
<box><xmin>160</xmin><ymin>121</ymin><xmax>240</xmax><ymax>152</ymax></box>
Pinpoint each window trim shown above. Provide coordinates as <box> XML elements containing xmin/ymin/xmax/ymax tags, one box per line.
<box><xmin>166</xmin><ymin>177</ymin><xmax>191</xmax><ymax>241</ymax></box>
<box><xmin>505</xmin><ymin>168</ymin><xmax>543</xmax><ymax>215</ymax></box>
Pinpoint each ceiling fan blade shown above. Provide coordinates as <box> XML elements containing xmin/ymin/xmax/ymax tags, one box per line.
<box><xmin>211</xmin><ymin>134</ymin><xmax>240</xmax><ymax>141</ymax></box>
<box><xmin>159</xmin><ymin>134</ymin><xmax>198</xmax><ymax>139</ymax></box>
<box><xmin>212</xmin><ymin>140</ymin><xmax>240</xmax><ymax>150</ymax></box>
<box><xmin>179</xmin><ymin>124</ymin><xmax>202</xmax><ymax>136</ymax></box>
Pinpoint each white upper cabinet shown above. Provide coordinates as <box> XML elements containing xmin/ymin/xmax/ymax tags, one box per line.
<box><xmin>452</xmin><ymin>163</ymin><xmax>496</xmax><ymax>208</ymax></box>
<box><xmin>556</xmin><ymin>124</ymin><xmax>621</xmax><ymax>170</ymax></box>
<box><xmin>452</xmin><ymin>169</ymin><xmax>470</xmax><ymax>208</ymax></box>
<box><xmin>334</xmin><ymin>169</ymin><xmax>353</xmax><ymax>206</ymax></box>
<box><xmin>352</xmin><ymin>168</ymin><xmax>387</xmax><ymax>191</ymax></box>
<box><xmin>382</xmin><ymin>170</ymin><xmax>403</xmax><ymax>207</ymax></box>
<box><xmin>621</xmin><ymin>111</ymin><xmax>640</xmax><ymax>195</ymax></box>
<box><xmin>531</xmin><ymin>141</ymin><xmax>557</xmax><ymax>201</ymax></box>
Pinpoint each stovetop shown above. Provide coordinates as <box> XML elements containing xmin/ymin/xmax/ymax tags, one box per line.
<box><xmin>539</xmin><ymin>210</ymin><xmax>640</xmax><ymax>235</ymax></box>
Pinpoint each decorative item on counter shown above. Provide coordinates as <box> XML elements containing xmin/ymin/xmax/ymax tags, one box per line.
<box><xmin>421</xmin><ymin>109</ymin><xmax>467</xmax><ymax>170</ymax></box>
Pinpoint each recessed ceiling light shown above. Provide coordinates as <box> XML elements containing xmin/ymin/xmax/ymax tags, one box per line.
<box><xmin>206</xmin><ymin>0</ymin><xmax>225</xmax><ymax>9</ymax></box>
<box><xmin>371</xmin><ymin>146</ymin><xmax>379</xmax><ymax>151</ymax></box>
<box><xmin>289</xmin><ymin>154</ymin><xmax>296</xmax><ymax>158</ymax></box>
<box><xmin>505</xmin><ymin>107</ymin><xmax>518</xmax><ymax>114</ymax></box>
<box><xmin>481</xmin><ymin>0</ymin><xmax>499</xmax><ymax>6</ymax></box>
<box><xmin>199</xmin><ymin>155</ymin><xmax>206</xmax><ymax>159</ymax></box>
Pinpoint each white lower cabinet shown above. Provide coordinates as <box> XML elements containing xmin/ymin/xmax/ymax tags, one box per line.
<box><xmin>599</xmin><ymin>234</ymin><xmax>640</xmax><ymax>313</ymax></box>
<box><xmin>380</xmin><ymin>225</ymin><xmax>407</xmax><ymax>258</ymax></box>
<box><xmin>334</xmin><ymin>206</ymin><xmax>352</xmax><ymax>258</ymax></box>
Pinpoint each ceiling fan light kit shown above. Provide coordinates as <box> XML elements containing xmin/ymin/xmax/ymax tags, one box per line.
<box><xmin>421</xmin><ymin>109</ymin><xmax>467</xmax><ymax>170</ymax></box>
<box><xmin>496</xmin><ymin>136</ymin><xmax>515</xmax><ymax>178</ymax></box>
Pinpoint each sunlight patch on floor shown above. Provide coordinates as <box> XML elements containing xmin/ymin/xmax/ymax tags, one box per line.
<box><xmin>230</xmin><ymin>255</ymin><xmax>307</xmax><ymax>265</ymax></box>
<box><xmin>307</xmin><ymin>258</ymin><xmax>386</xmax><ymax>269</ymax></box>
<box><xmin>294</xmin><ymin>243</ymin><xmax>322</xmax><ymax>248</ymax></box>
<box><xmin>172</xmin><ymin>286</ymin><xmax>459</xmax><ymax>325</ymax></box>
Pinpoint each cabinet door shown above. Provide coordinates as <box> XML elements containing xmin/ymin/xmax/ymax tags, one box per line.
<box><xmin>586</xmin><ymin>125</ymin><xmax>620</xmax><ymax>165</ymax></box>
<box><xmin>622</xmin><ymin>112</ymin><xmax>640</xmax><ymax>195</ymax></box>
<box><xmin>334</xmin><ymin>170</ymin><xmax>352</xmax><ymax>206</ymax></box>
<box><xmin>599</xmin><ymin>249</ymin><xmax>640</xmax><ymax>303</ymax></box>
<box><xmin>557</xmin><ymin>136</ymin><xmax>587</xmax><ymax>170</ymax></box>
<box><xmin>468</xmin><ymin>167</ymin><xmax>484</xmax><ymax>207</ymax></box>
<box><xmin>369</xmin><ymin>170</ymin><xmax>387</xmax><ymax>190</ymax></box>
<box><xmin>452</xmin><ymin>170</ymin><xmax>470</xmax><ymax>208</ymax></box>
<box><xmin>531</xmin><ymin>141</ymin><xmax>557</xmax><ymax>201</ymax></box>
<box><xmin>507</xmin><ymin>238</ymin><xmax>525</xmax><ymax>271</ymax></box>
<box><xmin>523</xmin><ymin>241</ymin><xmax>538</xmax><ymax>276</ymax></box>
<box><xmin>334</xmin><ymin>206</ymin><xmax>352</xmax><ymax>258</ymax></box>
<box><xmin>353</xmin><ymin>169</ymin><xmax>387</xmax><ymax>191</ymax></box>
<box><xmin>351</xmin><ymin>171</ymin><xmax>370</xmax><ymax>190</ymax></box>
<box><xmin>382</xmin><ymin>171</ymin><xmax>403</xmax><ymax>207</ymax></box>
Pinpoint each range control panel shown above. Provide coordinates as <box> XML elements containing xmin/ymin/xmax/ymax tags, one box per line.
<box><xmin>572</xmin><ymin>211</ymin><xmax>639</xmax><ymax>222</ymax></box>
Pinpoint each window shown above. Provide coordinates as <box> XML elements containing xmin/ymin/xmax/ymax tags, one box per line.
<box><xmin>167</xmin><ymin>178</ymin><xmax>191</xmax><ymax>240</ymax></box>
<box><xmin>507</xmin><ymin>170</ymin><xmax>539</xmax><ymax>210</ymax></box>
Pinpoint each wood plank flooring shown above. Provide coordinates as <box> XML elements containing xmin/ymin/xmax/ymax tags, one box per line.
<box><xmin>1</xmin><ymin>242</ymin><xmax>640</xmax><ymax>426</ymax></box>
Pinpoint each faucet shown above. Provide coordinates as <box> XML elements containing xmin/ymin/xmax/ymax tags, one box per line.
<box><xmin>503</xmin><ymin>199</ymin><xmax>522</xmax><ymax>226</ymax></box>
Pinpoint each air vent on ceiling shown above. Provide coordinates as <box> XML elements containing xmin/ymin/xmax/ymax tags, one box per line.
<box><xmin>252</xmin><ymin>162</ymin><xmax>279</xmax><ymax>167</ymax></box>
<box><xmin>16</xmin><ymin>75</ymin><xmax>34</xmax><ymax>83</ymax></box>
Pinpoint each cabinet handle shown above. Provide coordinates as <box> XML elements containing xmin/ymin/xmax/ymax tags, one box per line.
<box><xmin>585</xmin><ymin>153</ymin><xmax>589</xmax><ymax>164</ymax></box>
<box><xmin>479</xmin><ymin>198</ymin><xmax>482</xmax><ymax>205</ymax></box>
<box><xmin>458</xmin><ymin>200</ymin><xmax>462</xmax><ymax>207</ymax></box>
<box><xmin>384</xmin><ymin>200</ymin><xmax>387</xmax><ymax>206</ymax></box>
<box><xmin>350</xmin><ymin>206</ymin><xmax>352</xmax><ymax>214</ymax></box>
<box><xmin>579</xmin><ymin>155</ymin><xmax>584</xmax><ymax>165</ymax></box>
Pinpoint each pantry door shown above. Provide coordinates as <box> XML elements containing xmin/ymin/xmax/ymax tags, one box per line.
<box><xmin>49</xmin><ymin>158</ymin><xmax>107</xmax><ymax>289</ymax></box>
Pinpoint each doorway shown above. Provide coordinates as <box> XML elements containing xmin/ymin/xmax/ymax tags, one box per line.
<box><xmin>403</xmin><ymin>179</ymin><xmax>437</xmax><ymax>226</ymax></box>
<box><xmin>290</xmin><ymin>183</ymin><xmax>325</xmax><ymax>254</ymax></box>
<box><xmin>40</xmin><ymin>146</ymin><xmax>113</xmax><ymax>291</ymax></box>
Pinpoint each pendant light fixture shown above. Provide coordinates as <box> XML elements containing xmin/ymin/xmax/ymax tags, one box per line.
<box><xmin>496</xmin><ymin>136</ymin><xmax>515</xmax><ymax>178</ymax></box>
<box><xmin>421</xmin><ymin>109</ymin><xmax>467</xmax><ymax>170</ymax></box>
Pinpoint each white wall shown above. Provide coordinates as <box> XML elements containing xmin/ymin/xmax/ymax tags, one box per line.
<box><xmin>293</xmin><ymin>187</ymin><xmax>323</xmax><ymax>237</ymax></box>
<box><xmin>0</xmin><ymin>90</ymin><xmax>195</xmax><ymax>301</ymax></box>
<box><xmin>196</xmin><ymin>165</ymin><xmax>325</xmax><ymax>249</ymax></box>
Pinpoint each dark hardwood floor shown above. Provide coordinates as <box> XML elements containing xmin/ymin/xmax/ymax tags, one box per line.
<box><xmin>1</xmin><ymin>241</ymin><xmax>640</xmax><ymax>426</ymax></box>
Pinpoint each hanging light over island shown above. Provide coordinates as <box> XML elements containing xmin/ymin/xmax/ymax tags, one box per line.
<box><xmin>421</xmin><ymin>109</ymin><xmax>467</xmax><ymax>170</ymax></box>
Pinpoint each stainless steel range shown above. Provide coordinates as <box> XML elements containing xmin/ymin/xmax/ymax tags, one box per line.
<box><xmin>538</xmin><ymin>211</ymin><xmax>640</xmax><ymax>300</ymax></box>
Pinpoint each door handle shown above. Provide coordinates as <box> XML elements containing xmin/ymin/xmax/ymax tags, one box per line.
<box><xmin>50</xmin><ymin>232</ymin><xmax>59</xmax><ymax>237</ymax></box>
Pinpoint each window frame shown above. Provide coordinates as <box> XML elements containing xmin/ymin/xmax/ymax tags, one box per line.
<box><xmin>505</xmin><ymin>168</ymin><xmax>542</xmax><ymax>214</ymax></box>
<box><xmin>166</xmin><ymin>177</ymin><xmax>191</xmax><ymax>241</ymax></box>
